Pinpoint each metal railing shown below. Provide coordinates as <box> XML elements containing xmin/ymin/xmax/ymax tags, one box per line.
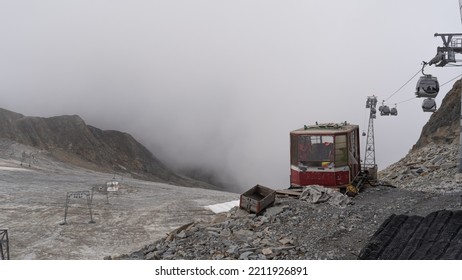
<box><xmin>0</xmin><ymin>229</ymin><xmax>9</xmax><ymax>260</ymax></box>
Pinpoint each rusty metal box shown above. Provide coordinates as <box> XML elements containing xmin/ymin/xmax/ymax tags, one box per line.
<box><xmin>239</xmin><ymin>184</ymin><xmax>275</xmax><ymax>214</ymax></box>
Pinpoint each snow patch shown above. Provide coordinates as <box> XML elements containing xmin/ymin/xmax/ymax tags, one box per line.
<box><xmin>204</xmin><ymin>200</ymin><xmax>240</xmax><ymax>213</ymax></box>
<box><xmin>0</xmin><ymin>166</ymin><xmax>32</xmax><ymax>172</ymax></box>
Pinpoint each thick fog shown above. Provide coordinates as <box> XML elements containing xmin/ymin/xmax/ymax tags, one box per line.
<box><xmin>1</xmin><ymin>1</ymin><xmax>462</xmax><ymax>191</ymax></box>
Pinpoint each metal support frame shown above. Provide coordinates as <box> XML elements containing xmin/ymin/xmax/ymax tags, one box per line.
<box><xmin>90</xmin><ymin>180</ymin><xmax>120</xmax><ymax>205</ymax></box>
<box><xmin>91</xmin><ymin>185</ymin><xmax>109</xmax><ymax>204</ymax></box>
<box><xmin>20</xmin><ymin>151</ymin><xmax>37</xmax><ymax>167</ymax></box>
<box><xmin>430</xmin><ymin>33</ymin><xmax>462</xmax><ymax>67</ymax></box>
<box><xmin>0</xmin><ymin>229</ymin><xmax>9</xmax><ymax>260</ymax></box>
<box><xmin>60</xmin><ymin>191</ymin><xmax>95</xmax><ymax>225</ymax></box>
<box><xmin>363</xmin><ymin>96</ymin><xmax>378</xmax><ymax>171</ymax></box>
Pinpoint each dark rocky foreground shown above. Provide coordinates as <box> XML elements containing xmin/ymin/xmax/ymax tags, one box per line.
<box><xmin>111</xmin><ymin>185</ymin><xmax>462</xmax><ymax>260</ymax></box>
<box><xmin>359</xmin><ymin>210</ymin><xmax>462</xmax><ymax>259</ymax></box>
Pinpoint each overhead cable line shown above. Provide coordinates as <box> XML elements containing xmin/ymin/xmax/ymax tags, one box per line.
<box><xmin>395</xmin><ymin>96</ymin><xmax>417</xmax><ymax>105</ymax></box>
<box><xmin>384</xmin><ymin>68</ymin><xmax>422</xmax><ymax>102</ymax></box>
<box><xmin>362</xmin><ymin>106</ymin><xmax>368</xmax><ymax>133</ymax></box>
<box><xmin>440</xmin><ymin>72</ymin><xmax>462</xmax><ymax>87</ymax></box>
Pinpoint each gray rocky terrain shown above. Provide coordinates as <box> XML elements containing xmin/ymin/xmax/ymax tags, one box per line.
<box><xmin>113</xmin><ymin>185</ymin><xmax>462</xmax><ymax>260</ymax></box>
<box><xmin>379</xmin><ymin>142</ymin><xmax>461</xmax><ymax>193</ymax></box>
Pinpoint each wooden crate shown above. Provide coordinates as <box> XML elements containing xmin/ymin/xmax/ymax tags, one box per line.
<box><xmin>240</xmin><ymin>184</ymin><xmax>275</xmax><ymax>214</ymax></box>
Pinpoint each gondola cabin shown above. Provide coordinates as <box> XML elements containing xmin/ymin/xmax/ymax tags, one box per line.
<box><xmin>415</xmin><ymin>75</ymin><xmax>439</xmax><ymax>98</ymax></box>
<box><xmin>422</xmin><ymin>98</ymin><xmax>437</xmax><ymax>112</ymax></box>
<box><xmin>290</xmin><ymin>123</ymin><xmax>361</xmax><ymax>190</ymax></box>
<box><xmin>390</xmin><ymin>106</ymin><xmax>398</xmax><ymax>116</ymax></box>
<box><xmin>380</xmin><ymin>105</ymin><xmax>391</xmax><ymax>116</ymax></box>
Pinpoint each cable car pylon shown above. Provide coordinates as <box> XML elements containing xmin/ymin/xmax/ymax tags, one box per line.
<box><xmin>363</xmin><ymin>95</ymin><xmax>378</xmax><ymax>181</ymax></box>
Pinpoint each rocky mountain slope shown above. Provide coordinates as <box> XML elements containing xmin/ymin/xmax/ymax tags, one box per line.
<box><xmin>413</xmin><ymin>79</ymin><xmax>461</xmax><ymax>149</ymax></box>
<box><xmin>379</xmin><ymin>79</ymin><xmax>462</xmax><ymax>192</ymax></box>
<box><xmin>0</xmin><ymin>107</ymin><xmax>218</xmax><ymax>190</ymax></box>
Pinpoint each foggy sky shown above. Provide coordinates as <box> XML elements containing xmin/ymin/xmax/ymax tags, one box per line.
<box><xmin>1</xmin><ymin>1</ymin><xmax>462</xmax><ymax>191</ymax></box>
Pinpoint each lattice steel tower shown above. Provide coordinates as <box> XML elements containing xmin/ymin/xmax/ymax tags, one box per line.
<box><xmin>363</xmin><ymin>96</ymin><xmax>378</xmax><ymax>173</ymax></box>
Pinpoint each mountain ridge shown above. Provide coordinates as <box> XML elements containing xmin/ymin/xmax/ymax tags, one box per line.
<box><xmin>0</xmin><ymin>107</ymin><xmax>220</xmax><ymax>190</ymax></box>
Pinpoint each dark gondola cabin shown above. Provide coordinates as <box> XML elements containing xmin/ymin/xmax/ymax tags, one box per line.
<box><xmin>290</xmin><ymin>123</ymin><xmax>361</xmax><ymax>189</ymax></box>
<box><xmin>415</xmin><ymin>75</ymin><xmax>439</xmax><ymax>98</ymax></box>
<box><xmin>422</xmin><ymin>98</ymin><xmax>437</xmax><ymax>112</ymax></box>
<box><xmin>380</xmin><ymin>105</ymin><xmax>391</xmax><ymax>116</ymax></box>
<box><xmin>390</xmin><ymin>106</ymin><xmax>398</xmax><ymax>116</ymax></box>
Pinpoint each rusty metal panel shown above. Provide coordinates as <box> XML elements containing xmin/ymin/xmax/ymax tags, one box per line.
<box><xmin>240</xmin><ymin>185</ymin><xmax>275</xmax><ymax>214</ymax></box>
<box><xmin>290</xmin><ymin>169</ymin><xmax>301</xmax><ymax>186</ymax></box>
<box><xmin>300</xmin><ymin>170</ymin><xmax>335</xmax><ymax>186</ymax></box>
<box><xmin>291</xmin><ymin>168</ymin><xmax>350</xmax><ymax>187</ymax></box>
<box><xmin>335</xmin><ymin>170</ymin><xmax>350</xmax><ymax>185</ymax></box>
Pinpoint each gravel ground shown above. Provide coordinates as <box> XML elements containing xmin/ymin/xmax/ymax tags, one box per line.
<box><xmin>114</xmin><ymin>184</ymin><xmax>462</xmax><ymax>260</ymax></box>
<box><xmin>112</xmin><ymin>142</ymin><xmax>462</xmax><ymax>260</ymax></box>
